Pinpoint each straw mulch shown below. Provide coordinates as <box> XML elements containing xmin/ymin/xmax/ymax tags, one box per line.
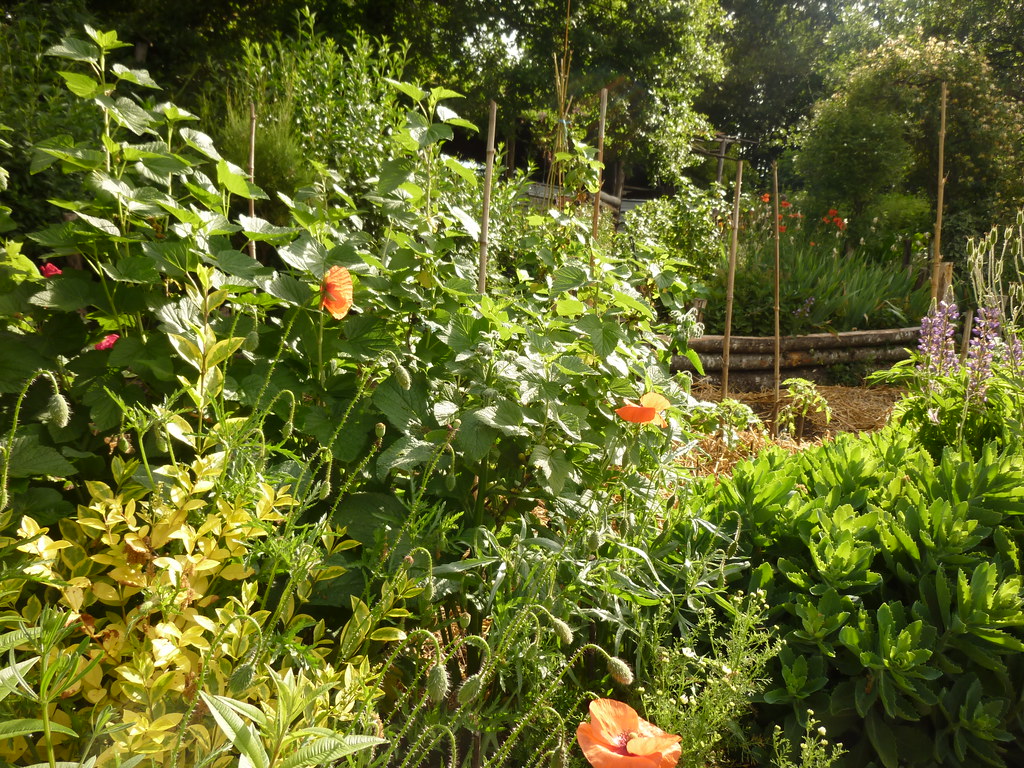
<box><xmin>682</xmin><ymin>384</ymin><xmax>905</xmax><ymax>478</ymax></box>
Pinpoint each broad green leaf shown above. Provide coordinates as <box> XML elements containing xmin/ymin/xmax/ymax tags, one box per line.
<box><xmin>239</xmin><ymin>215</ymin><xmax>297</xmax><ymax>242</ymax></box>
<box><xmin>550</xmin><ymin>265</ymin><xmax>588</xmax><ymax>294</ymax></box>
<box><xmin>278</xmin><ymin>235</ymin><xmax>327</xmax><ymax>273</ymax></box>
<box><xmin>179</xmin><ymin>127</ymin><xmax>222</xmax><ymax>160</ymax></box>
<box><xmin>100</xmin><ymin>255</ymin><xmax>161</xmax><ymax>284</ymax></box>
<box><xmin>555</xmin><ymin>297</ymin><xmax>586</xmax><ymax>317</ymax></box>
<box><xmin>610</xmin><ymin>289</ymin><xmax>655</xmax><ymax>319</ymax></box>
<box><xmin>455</xmin><ymin>409</ymin><xmax>499</xmax><ymax>462</ymax></box>
<box><xmin>377</xmin><ymin>158</ymin><xmax>413</xmax><ymax>194</ymax></box>
<box><xmin>3</xmin><ymin>435</ymin><xmax>78</xmax><ymax>478</ymax></box>
<box><xmin>256</xmin><ymin>273</ymin><xmax>312</xmax><ymax>306</ymax></box>
<box><xmin>216</xmin><ymin>159</ymin><xmax>267</xmax><ymax>200</ymax></box>
<box><xmin>111</xmin><ymin>63</ymin><xmax>160</xmax><ymax>88</ymax></box>
<box><xmin>443</xmin><ymin>157</ymin><xmax>478</xmax><ymax>186</ymax></box>
<box><xmin>95</xmin><ymin>95</ymin><xmax>157</xmax><ymax>137</ymax></box>
<box><xmin>45</xmin><ymin>37</ymin><xmax>100</xmax><ymax>63</ymax></box>
<box><xmin>385</xmin><ymin>78</ymin><xmax>428</xmax><ymax>102</ymax></box>
<box><xmin>376</xmin><ymin>436</ymin><xmax>435</xmax><ymax>479</ymax></box>
<box><xmin>57</xmin><ymin>71</ymin><xmax>101</xmax><ymax>99</ymax></box>
<box><xmin>530</xmin><ymin>445</ymin><xmax>570</xmax><ymax>495</ymax></box>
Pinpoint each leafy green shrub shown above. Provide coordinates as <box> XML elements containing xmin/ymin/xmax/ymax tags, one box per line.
<box><xmin>688</xmin><ymin>421</ymin><xmax>1024</xmax><ymax>768</ymax></box>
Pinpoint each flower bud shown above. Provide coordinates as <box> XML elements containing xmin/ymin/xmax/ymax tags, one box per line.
<box><xmin>457</xmin><ymin>673</ymin><xmax>483</xmax><ymax>705</ymax></box>
<box><xmin>375</xmin><ymin>423</ymin><xmax>386</xmax><ymax>439</ymax></box>
<box><xmin>46</xmin><ymin>393</ymin><xmax>71</xmax><ymax>429</ymax></box>
<box><xmin>394</xmin><ymin>362</ymin><xmax>412</xmax><ymax>391</ymax></box>
<box><xmin>551</xmin><ymin>617</ymin><xmax>573</xmax><ymax>645</ymax></box>
<box><xmin>426</xmin><ymin>663</ymin><xmax>450</xmax><ymax>703</ymax></box>
<box><xmin>586</xmin><ymin>530</ymin><xmax>603</xmax><ymax>552</ymax></box>
<box><xmin>607</xmin><ymin>656</ymin><xmax>634</xmax><ymax>686</ymax></box>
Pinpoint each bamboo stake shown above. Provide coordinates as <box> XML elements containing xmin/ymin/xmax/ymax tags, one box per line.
<box><xmin>478</xmin><ymin>100</ymin><xmax>498</xmax><ymax>294</ymax></box>
<box><xmin>931</xmin><ymin>81</ymin><xmax>948</xmax><ymax>299</ymax></box>
<box><xmin>591</xmin><ymin>87</ymin><xmax>608</xmax><ymax>251</ymax></box>
<box><xmin>771</xmin><ymin>162</ymin><xmax>781</xmax><ymax>436</ymax></box>
<box><xmin>722</xmin><ymin>159</ymin><xmax>743</xmax><ymax>398</ymax></box>
<box><xmin>248</xmin><ymin>102</ymin><xmax>257</xmax><ymax>260</ymax></box>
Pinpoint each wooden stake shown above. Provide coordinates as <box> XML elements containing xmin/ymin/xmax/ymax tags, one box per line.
<box><xmin>591</xmin><ymin>87</ymin><xmax>608</xmax><ymax>251</ymax></box>
<box><xmin>771</xmin><ymin>162</ymin><xmax>781</xmax><ymax>436</ymax></box>
<box><xmin>722</xmin><ymin>159</ymin><xmax>743</xmax><ymax>398</ymax></box>
<box><xmin>931</xmin><ymin>81</ymin><xmax>948</xmax><ymax>299</ymax></box>
<box><xmin>478</xmin><ymin>100</ymin><xmax>498</xmax><ymax>295</ymax></box>
<box><xmin>248</xmin><ymin>102</ymin><xmax>257</xmax><ymax>260</ymax></box>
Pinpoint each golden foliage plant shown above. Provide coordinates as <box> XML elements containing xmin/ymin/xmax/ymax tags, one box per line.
<box><xmin>2</xmin><ymin>451</ymin><xmax>376</xmax><ymax>767</ymax></box>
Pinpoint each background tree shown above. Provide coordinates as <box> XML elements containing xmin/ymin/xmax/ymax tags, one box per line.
<box><xmin>790</xmin><ymin>36</ymin><xmax>1024</xmax><ymax>259</ymax></box>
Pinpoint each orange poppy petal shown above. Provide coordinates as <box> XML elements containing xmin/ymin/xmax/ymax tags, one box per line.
<box><xmin>320</xmin><ymin>266</ymin><xmax>353</xmax><ymax>320</ymax></box>
<box><xmin>615</xmin><ymin>405</ymin><xmax>656</xmax><ymax>424</ymax></box>
<box><xmin>588</xmin><ymin>699</ymin><xmax>639</xmax><ymax>740</ymax></box>
<box><xmin>626</xmin><ymin>735</ymin><xmax>681</xmax><ymax>757</ymax></box>
<box><xmin>638</xmin><ymin>392</ymin><xmax>670</xmax><ymax>412</ymax></box>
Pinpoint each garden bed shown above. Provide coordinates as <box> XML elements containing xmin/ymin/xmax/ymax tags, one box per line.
<box><xmin>674</xmin><ymin>326</ymin><xmax>920</xmax><ymax>389</ymax></box>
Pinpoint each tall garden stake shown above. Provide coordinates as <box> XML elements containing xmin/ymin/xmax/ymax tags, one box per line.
<box><xmin>771</xmin><ymin>161</ymin><xmax>781</xmax><ymax>436</ymax></box>
<box><xmin>722</xmin><ymin>159</ymin><xmax>743</xmax><ymax>397</ymax></box>
<box><xmin>248</xmin><ymin>102</ymin><xmax>257</xmax><ymax>259</ymax></box>
<box><xmin>931</xmin><ymin>81</ymin><xmax>947</xmax><ymax>299</ymax></box>
<box><xmin>590</xmin><ymin>87</ymin><xmax>608</xmax><ymax>256</ymax></box>
<box><xmin>478</xmin><ymin>100</ymin><xmax>497</xmax><ymax>294</ymax></box>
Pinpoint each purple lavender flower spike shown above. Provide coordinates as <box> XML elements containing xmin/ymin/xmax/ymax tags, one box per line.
<box><xmin>966</xmin><ymin>305</ymin><xmax>1001</xmax><ymax>403</ymax></box>
<box><xmin>918</xmin><ymin>300</ymin><xmax>959</xmax><ymax>376</ymax></box>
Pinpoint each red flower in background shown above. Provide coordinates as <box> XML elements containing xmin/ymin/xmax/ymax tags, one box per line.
<box><xmin>781</xmin><ymin>200</ymin><xmax>792</xmax><ymax>208</ymax></box>
<box><xmin>833</xmin><ymin>217</ymin><xmax>846</xmax><ymax>230</ymax></box>
<box><xmin>94</xmin><ymin>334</ymin><xmax>119</xmax><ymax>351</ymax></box>
<box><xmin>828</xmin><ymin>208</ymin><xmax>839</xmax><ymax>216</ymax></box>
<box><xmin>761</xmin><ymin>193</ymin><xmax>771</xmax><ymax>203</ymax></box>
<box><xmin>40</xmin><ymin>263</ymin><xmax>62</xmax><ymax>277</ymax></box>
<box><xmin>779</xmin><ymin>225</ymin><xmax>787</xmax><ymax>233</ymax></box>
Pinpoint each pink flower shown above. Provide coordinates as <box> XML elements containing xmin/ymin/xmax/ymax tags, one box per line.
<box><xmin>94</xmin><ymin>334</ymin><xmax>119</xmax><ymax>351</ymax></box>
<box><xmin>40</xmin><ymin>263</ymin><xmax>62</xmax><ymax>277</ymax></box>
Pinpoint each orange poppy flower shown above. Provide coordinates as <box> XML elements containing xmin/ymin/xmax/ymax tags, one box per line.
<box><xmin>320</xmin><ymin>265</ymin><xmax>353</xmax><ymax>320</ymax></box>
<box><xmin>615</xmin><ymin>392</ymin><xmax>670</xmax><ymax>428</ymax></box>
<box><xmin>577</xmin><ymin>699</ymin><xmax>681</xmax><ymax>768</ymax></box>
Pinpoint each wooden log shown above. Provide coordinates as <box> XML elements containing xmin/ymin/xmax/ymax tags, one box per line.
<box><xmin>677</xmin><ymin>343</ymin><xmax>911</xmax><ymax>373</ymax></box>
<box><xmin>687</xmin><ymin>327</ymin><xmax>920</xmax><ymax>354</ymax></box>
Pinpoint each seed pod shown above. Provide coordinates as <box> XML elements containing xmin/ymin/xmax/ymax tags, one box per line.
<box><xmin>421</xmin><ymin>573</ymin><xmax>435</xmax><ymax>603</ymax></box>
<box><xmin>375</xmin><ymin>422</ymin><xmax>386</xmax><ymax>439</ymax></box>
<box><xmin>394</xmin><ymin>362</ymin><xmax>412</xmax><ymax>391</ymax></box>
<box><xmin>548</xmin><ymin>743</ymin><xmax>565</xmax><ymax>768</ymax></box>
<box><xmin>587</xmin><ymin>530</ymin><xmax>603</xmax><ymax>552</ymax></box>
<box><xmin>457</xmin><ymin>673</ymin><xmax>483</xmax><ymax>705</ymax></box>
<box><xmin>319</xmin><ymin>477</ymin><xmax>332</xmax><ymax>500</ymax></box>
<box><xmin>426</xmin><ymin>663</ymin><xmax>450</xmax><ymax>703</ymax></box>
<box><xmin>445</xmin><ymin>465</ymin><xmax>457</xmax><ymax>490</ymax></box>
<box><xmin>46</xmin><ymin>393</ymin><xmax>71</xmax><ymax>429</ymax></box>
<box><xmin>607</xmin><ymin>656</ymin><xmax>634</xmax><ymax>686</ymax></box>
<box><xmin>457</xmin><ymin>613</ymin><xmax>471</xmax><ymax>630</ymax></box>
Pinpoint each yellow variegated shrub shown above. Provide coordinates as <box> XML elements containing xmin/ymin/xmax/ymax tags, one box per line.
<box><xmin>3</xmin><ymin>452</ymin><xmax>375</xmax><ymax>767</ymax></box>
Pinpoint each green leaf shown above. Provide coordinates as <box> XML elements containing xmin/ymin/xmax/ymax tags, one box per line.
<box><xmin>376</xmin><ymin>436</ymin><xmax>435</xmax><ymax>480</ymax></box>
<box><xmin>0</xmin><ymin>657</ymin><xmax>39</xmax><ymax>703</ymax></box>
<box><xmin>278</xmin><ymin>235</ymin><xmax>327</xmax><ymax>273</ymax></box>
<box><xmin>610</xmin><ymin>289</ymin><xmax>655</xmax><ymax>319</ymax></box>
<box><xmin>373</xmin><ymin>375</ymin><xmax>428</xmax><ymax>433</ymax></box>
<box><xmin>239</xmin><ymin>215</ymin><xmax>297</xmax><ymax>242</ymax></box>
<box><xmin>256</xmin><ymin>273</ymin><xmax>313</xmax><ymax>307</ymax></box>
<box><xmin>575</xmin><ymin>314</ymin><xmax>622</xmax><ymax>359</ymax></box>
<box><xmin>111</xmin><ymin>63</ymin><xmax>160</xmax><ymax>89</ymax></box>
<box><xmin>865</xmin><ymin>710</ymin><xmax>899</xmax><ymax>768</ymax></box>
<box><xmin>530</xmin><ymin>445</ymin><xmax>570</xmax><ymax>495</ymax></box>
<box><xmin>95</xmin><ymin>95</ymin><xmax>157</xmax><ymax>137</ymax></box>
<box><xmin>3</xmin><ymin>435</ymin><xmax>78</xmax><ymax>478</ymax></box>
<box><xmin>216</xmin><ymin>159</ymin><xmax>267</xmax><ymax>200</ymax></box>
<box><xmin>377</xmin><ymin>158</ymin><xmax>413</xmax><ymax>194</ymax></box>
<box><xmin>555</xmin><ymin>297</ymin><xmax>586</xmax><ymax>317</ymax></box>
<box><xmin>456</xmin><ymin>410</ymin><xmax>499</xmax><ymax>463</ymax></box>
<box><xmin>277</xmin><ymin>735</ymin><xmax>386</xmax><ymax>768</ymax></box>
<box><xmin>199</xmin><ymin>692</ymin><xmax>269</xmax><ymax>768</ymax></box>
<box><xmin>179</xmin><ymin>128</ymin><xmax>222</xmax><ymax>161</ymax></box>
<box><xmin>550</xmin><ymin>265</ymin><xmax>588</xmax><ymax>294</ymax></box>
<box><xmin>100</xmin><ymin>255</ymin><xmax>161</xmax><ymax>284</ymax></box>
<box><xmin>0</xmin><ymin>719</ymin><xmax>77</xmax><ymax>741</ymax></box>
<box><xmin>57</xmin><ymin>71</ymin><xmax>101</xmax><ymax>99</ymax></box>
<box><xmin>444</xmin><ymin>157</ymin><xmax>478</xmax><ymax>186</ymax></box>
<box><xmin>46</xmin><ymin>37</ymin><xmax>100</xmax><ymax>63</ymax></box>
<box><xmin>369</xmin><ymin>627</ymin><xmax>407</xmax><ymax>642</ymax></box>
<box><xmin>386</xmin><ymin>78</ymin><xmax>428</xmax><ymax>102</ymax></box>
